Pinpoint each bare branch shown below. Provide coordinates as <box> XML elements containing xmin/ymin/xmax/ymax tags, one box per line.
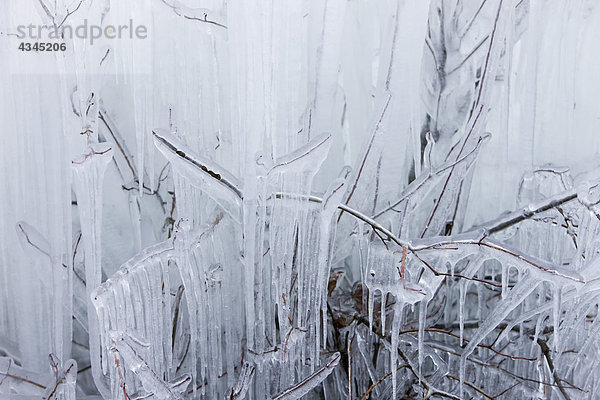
<box><xmin>159</xmin><ymin>0</ymin><xmax>227</xmax><ymax>29</ymax></box>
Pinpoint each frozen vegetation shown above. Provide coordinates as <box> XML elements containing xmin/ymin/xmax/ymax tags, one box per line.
<box><xmin>1</xmin><ymin>0</ymin><xmax>600</xmax><ymax>399</ymax></box>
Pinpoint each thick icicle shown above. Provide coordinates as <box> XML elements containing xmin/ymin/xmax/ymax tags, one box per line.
<box><xmin>72</xmin><ymin>142</ymin><xmax>114</xmax><ymax>398</ymax></box>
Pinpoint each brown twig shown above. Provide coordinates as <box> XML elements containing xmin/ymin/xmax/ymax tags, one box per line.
<box><xmin>99</xmin><ymin>111</ymin><xmax>137</xmax><ymax>180</ymax></box>
<box><xmin>372</xmin><ymin>133</ymin><xmax>488</xmax><ymax>219</ymax></box>
<box><xmin>56</xmin><ymin>0</ymin><xmax>85</xmax><ymax>29</ymax></box>
<box><xmin>538</xmin><ymin>338</ymin><xmax>572</xmax><ymax>400</ymax></box>
<box><xmin>446</xmin><ymin>374</ymin><xmax>494</xmax><ymax>399</ymax></box>
<box><xmin>360</xmin><ymin>363</ymin><xmax>409</xmax><ymax>400</ymax></box>
<box><xmin>0</xmin><ymin>362</ymin><xmax>46</xmax><ymax>390</ymax></box>
<box><xmin>172</xmin><ymin>284</ymin><xmax>185</xmax><ymax>350</ymax></box>
<box><xmin>339</xmin><ymin>94</ymin><xmax>392</xmax><ymax>221</ymax></box>
<box><xmin>17</xmin><ymin>223</ymin><xmax>85</xmax><ymax>285</ymax></box>
<box><xmin>159</xmin><ymin>0</ymin><xmax>227</xmax><ymax>29</ymax></box>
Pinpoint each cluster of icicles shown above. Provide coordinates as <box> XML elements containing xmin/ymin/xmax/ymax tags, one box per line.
<box><xmin>87</xmin><ymin>131</ymin><xmax>344</xmax><ymax>400</ymax></box>
<box><xmin>77</xmin><ymin>128</ymin><xmax>600</xmax><ymax>400</ymax></box>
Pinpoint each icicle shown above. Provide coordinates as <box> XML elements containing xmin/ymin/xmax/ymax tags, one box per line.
<box><xmin>15</xmin><ymin>221</ymin><xmax>87</xmax><ymax>331</ymax></box>
<box><xmin>459</xmin><ymin>281</ymin><xmax>467</xmax><ymax>346</ymax></box>
<box><xmin>42</xmin><ymin>357</ymin><xmax>77</xmax><ymax>400</ymax></box>
<box><xmin>501</xmin><ymin>263</ymin><xmax>508</xmax><ymax>298</ymax></box>
<box><xmin>381</xmin><ymin>293</ymin><xmax>387</xmax><ymax>335</ymax></box>
<box><xmin>477</xmin><ymin>270</ymin><xmax>484</xmax><ymax>322</ymax></box>
<box><xmin>109</xmin><ymin>332</ymin><xmax>190</xmax><ymax>400</ymax></box>
<box><xmin>460</xmin><ymin>274</ymin><xmax>540</xmax><ymax>397</ymax></box>
<box><xmin>229</xmin><ymin>362</ymin><xmax>255</xmax><ymax>399</ymax></box>
<box><xmin>418</xmin><ymin>300</ymin><xmax>427</xmax><ymax>380</ymax></box>
<box><xmin>318</xmin><ymin>178</ymin><xmax>346</xmax><ymax>351</ymax></box>
<box><xmin>368</xmin><ymin>289</ymin><xmax>375</xmax><ymax>332</ymax></box>
<box><xmin>553</xmin><ymin>283</ymin><xmax>562</xmax><ymax>351</ymax></box>
<box><xmin>391</xmin><ymin>301</ymin><xmax>404</xmax><ymax>400</ymax></box>
<box><xmin>72</xmin><ymin>142</ymin><xmax>113</xmax><ymax>398</ymax></box>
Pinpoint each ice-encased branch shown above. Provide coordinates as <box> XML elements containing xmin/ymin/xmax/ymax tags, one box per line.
<box><xmin>153</xmin><ymin>130</ymin><xmax>243</xmax><ymax>199</ymax></box>
<box><xmin>372</xmin><ymin>132</ymin><xmax>490</xmax><ymax>219</ymax></box>
<box><xmin>109</xmin><ymin>332</ymin><xmax>191</xmax><ymax>400</ymax></box>
<box><xmin>476</xmin><ymin>188</ymin><xmax>578</xmax><ymax>235</ymax></box>
<box><xmin>278</xmin><ymin>192</ymin><xmax>583</xmax><ymax>284</ymax></box>
<box><xmin>271</xmin><ymin>352</ymin><xmax>340</xmax><ymax>400</ymax></box>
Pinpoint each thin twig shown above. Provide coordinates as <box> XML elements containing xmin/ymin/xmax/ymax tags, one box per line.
<box><xmin>56</xmin><ymin>0</ymin><xmax>85</xmax><ymax>29</ymax></box>
<box><xmin>478</xmin><ymin>190</ymin><xmax>578</xmax><ymax>235</ymax></box>
<box><xmin>446</xmin><ymin>34</ymin><xmax>490</xmax><ymax>75</ymax></box>
<box><xmin>373</xmin><ymin>134</ymin><xmax>488</xmax><ymax>219</ymax></box>
<box><xmin>360</xmin><ymin>363</ymin><xmax>409</xmax><ymax>400</ymax></box>
<box><xmin>159</xmin><ymin>0</ymin><xmax>227</xmax><ymax>29</ymax></box>
<box><xmin>339</xmin><ymin>94</ymin><xmax>392</xmax><ymax>220</ymax></box>
<box><xmin>538</xmin><ymin>338</ymin><xmax>572</xmax><ymax>400</ymax></box>
<box><xmin>172</xmin><ymin>284</ymin><xmax>184</xmax><ymax>350</ymax></box>
<box><xmin>278</xmin><ymin>192</ymin><xmax>577</xmax><ymax>286</ymax></box>
<box><xmin>0</xmin><ymin>368</ymin><xmax>46</xmax><ymax>390</ymax></box>
<box><xmin>446</xmin><ymin>374</ymin><xmax>494</xmax><ymax>399</ymax></box>
<box><xmin>421</xmin><ymin>0</ymin><xmax>506</xmax><ymax>237</ymax></box>
<box><xmin>99</xmin><ymin>111</ymin><xmax>137</xmax><ymax>180</ymax></box>
<box><xmin>272</xmin><ymin>352</ymin><xmax>341</xmax><ymax>400</ymax></box>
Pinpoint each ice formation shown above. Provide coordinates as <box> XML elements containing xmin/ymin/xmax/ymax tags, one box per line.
<box><xmin>2</xmin><ymin>0</ymin><xmax>600</xmax><ymax>399</ymax></box>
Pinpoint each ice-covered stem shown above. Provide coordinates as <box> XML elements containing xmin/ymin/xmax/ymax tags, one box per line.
<box><xmin>355</xmin><ymin>312</ymin><xmax>506</xmax><ymax>399</ymax></box>
<box><xmin>171</xmin><ymin>285</ymin><xmax>184</xmax><ymax>351</ymax></box>
<box><xmin>72</xmin><ymin>142</ymin><xmax>113</xmax><ymax>398</ymax></box>
<box><xmin>476</xmin><ymin>188</ymin><xmax>578</xmax><ymax>235</ymax></box>
<box><xmin>360</xmin><ymin>363</ymin><xmax>409</xmax><ymax>400</ymax></box>
<box><xmin>15</xmin><ymin>222</ymin><xmax>89</xmax><ymax>333</ymax></box>
<box><xmin>537</xmin><ymin>338</ymin><xmax>572</xmax><ymax>400</ymax></box>
<box><xmin>228</xmin><ymin>362</ymin><xmax>254</xmax><ymax>399</ymax></box>
<box><xmin>372</xmin><ymin>133</ymin><xmax>489</xmax><ymax>219</ymax></box>
<box><xmin>271</xmin><ymin>352</ymin><xmax>340</xmax><ymax>400</ymax></box>
<box><xmin>274</xmin><ymin>192</ymin><xmax>410</xmax><ymax>249</ymax></box>
<box><xmin>411</xmin><ymin>236</ymin><xmax>585</xmax><ymax>284</ymax></box>
<box><xmin>0</xmin><ymin>357</ymin><xmax>48</xmax><ymax>392</ymax></box>
<box><xmin>109</xmin><ymin>332</ymin><xmax>191</xmax><ymax>400</ymax></box>
<box><xmin>446</xmin><ymin>374</ymin><xmax>495</xmax><ymax>400</ymax></box>
<box><xmin>338</xmin><ymin>94</ymin><xmax>392</xmax><ymax>220</ymax></box>
<box><xmin>348</xmin><ymin>301</ymin><xmax>540</xmax><ymax>362</ymax></box>
<box><xmin>111</xmin><ymin>351</ymin><xmax>130</xmax><ymax>400</ymax></box>
<box><xmin>153</xmin><ymin>130</ymin><xmax>333</xmax><ymax>201</ymax></box>
<box><xmin>279</xmin><ymin>192</ymin><xmax>583</xmax><ymax>285</ymax></box>
<box><xmin>43</xmin><ymin>357</ymin><xmax>77</xmax><ymax>400</ymax></box>
<box><xmin>351</xmin><ymin>314</ymin><xmax>460</xmax><ymax>400</ymax></box>
<box><xmin>100</xmin><ymin>112</ymin><xmax>169</xmax><ymax>225</ymax></box>
<box><xmin>421</xmin><ymin>0</ymin><xmax>510</xmax><ymax>237</ymax></box>
<box><xmin>391</xmin><ymin>326</ymin><xmax>535</xmax><ymax>362</ymax></box>
<box><xmin>98</xmin><ymin>111</ymin><xmax>137</xmax><ymax>182</ymax></box>
<box><xmin>341</xmin><ymin>0</ymin><xmax>432</xmax><ymax>215</ymax></box>
<box><xmin>315</xmin><ymin>179</ymin><xmax>347</xmax><ymax>355</ymax></box>
<box><xmin>16</xmin><ymin>221</ymin><xmax>85</xmax><ymax>286</ymax></box>
<box><xmin>152</xmin><ymin>130</ymin><xmax>243</xmax><ymax>200</ymax></box>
